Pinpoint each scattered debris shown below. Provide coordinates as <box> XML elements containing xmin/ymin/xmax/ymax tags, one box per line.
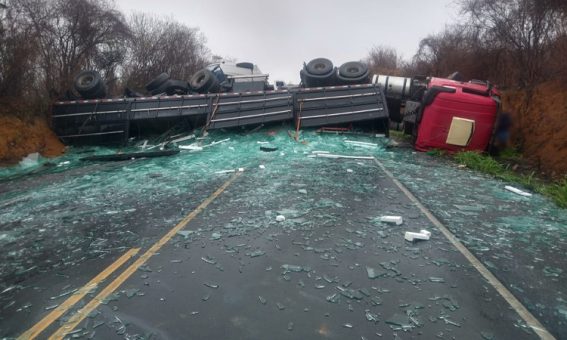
<box><xmin>215</xmin><ymin>169</ymin><xmax>236</xmax><ymax>174</ymax></box>
<box><xmin>169</xmin><ymin>134</ymin><xmax>195</xmax><ymax>144</ymax></box>
<box><xmin>179</xmin><ymin>145</ymin><xmax>203</xmax><ymax>152</ymax></box>
<box><xmin>404</xmin><ymin>229</ymin><xmax>431</xmax><ymax>242</ymax></box>
<box><xmin>260</xmin><ymin>146</ymin><xmax>278</xmax><ymax>152</ymax></box>
<box><xmin>366</xmin><ymin>266</ymin><xmax>387</xmax><ymax>279</ymax></box>
<box><xmin>345</xmin><ymin>140</ymin><xmax>378</xmax><ymax>148</ymax></box>
<box><xmin>80</xmin><ymin>149</ymin><xmax>179</xmax><ymax>162</ymax></box>
<box><xmin>258</xmin><ymin>296</ymin><xmax>267</xmax><ymax>305</ymax></box>
<box><xmin>312</xmin><ymin>153</ymin><xmax>374</xmax><ymax>160</ymax></box>
<box><xmin>177</xmin><ymin>230</ymin><xmax>193</xmax><ymax>239</ymax></box>
<box><xmin>380</xmin><ymin>216</ymin><xmax>403</xmax><ymax>225</ymax></box>
<box><xmin>19</xmin><ymin>153</ymin><xmax>40</xmax><ymax>167</ymax></box>
<box><xmin>504</xmin><ymin>185</ymin><xmax>532</xmax><ymax>197</ymax></box>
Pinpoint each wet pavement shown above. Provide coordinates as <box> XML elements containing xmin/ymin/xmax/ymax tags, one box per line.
<box><xmin>0</xmin><ymin>129</ymin><xmax>564</xmax><ymax>339</ymax></box>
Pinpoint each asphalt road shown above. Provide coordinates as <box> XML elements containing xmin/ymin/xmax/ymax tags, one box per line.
<box><xmin>0</xmin><ymin>152</ymin><xmax>541</xmax><ymax>339</ymax></box>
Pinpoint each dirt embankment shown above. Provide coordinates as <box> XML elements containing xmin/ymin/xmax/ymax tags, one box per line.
<box><xmin>0</xmin><ymin>105</ymin><xmax>65</xmax><ymax>165</ymax></box>
<box><xmin>502</xmin><ymin>81</ymin><xmax>567</xmax><ymax>178</ymax></box>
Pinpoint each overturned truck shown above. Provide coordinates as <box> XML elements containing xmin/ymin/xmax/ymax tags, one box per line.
<box><xmin>52</xmin><ymin>59</ymin><xmax>390</xmax><ymax>144</ymax></box>
<box><xmin>52</xmin><ymin>59</ymin><xmax>501</xmax><ymax>153</ymax></box>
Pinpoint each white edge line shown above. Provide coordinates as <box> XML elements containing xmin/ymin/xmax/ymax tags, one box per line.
<box><xmin>373</xmin><ymin>158</ymin><xmax>556</xmax><ymax>340</ymax></box>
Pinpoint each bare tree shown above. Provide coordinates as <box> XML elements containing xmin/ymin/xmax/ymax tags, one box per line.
<box><xmin>461</xmin><ymin>0</ymin><xmax>564</xmax><ymax>86</ymax></box>
<box><xmin>366</xmin><ymin>46</ymin><xmax>402</xmax><ymax>76</ymax></box>
<box><xmin>122</xmin><ymin>13</ymin><xmax>210</xmax><ymax>90</ymax></box>
<box><xmin>11</xmin><ymin>0</ymin><xmax>130</xmax><ymax>99</ymax></box>
<box><xmin>0</xmin><ymin>2</ymin><xmax>40</xmax><ymax>99</ymax></box>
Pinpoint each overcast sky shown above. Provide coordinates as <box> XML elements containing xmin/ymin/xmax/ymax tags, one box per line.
<box><xmin>116</xmin><ymin>0</ymin><xmax>459</xmax><ymax>83</ymax></box>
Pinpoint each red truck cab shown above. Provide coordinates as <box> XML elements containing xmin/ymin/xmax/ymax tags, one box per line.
<box><xmin>414</xmin><ymin>77</ymin><xmax>500</xmax><ymax>153</ymax></box>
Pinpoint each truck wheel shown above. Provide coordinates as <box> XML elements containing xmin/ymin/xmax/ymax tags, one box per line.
<box><xmin>91</xmin><ymin>83</ymin><xmax>107</xmax><ymax>99</ymax></box>
<box><xmin>124</xmin><ymin>87</ymin><xmax>144</xmax><ymax>98</ymax></box>
<box><xmin>145</xmin><ymin>72</ymin><xmax>170</xmax><ymax>91</ymax></box>
<box><xmin>62</xmin><ymin>89</ymin><xmax>81</xmax><ymax>100</ymax></box>
<box><xmin>190</xmin><ymin>69</ymin><xmax>215</xmax><ymax>93</ymax></box>
<box><xmin>337</xmin><ymin>62</ymin><xmax>369</xmax><ymax>85</ymax></box>
<box><xmin>338</xmin><ymin>61</ymin><xmax>368</xmax><ymax>79</ymax></box>
<box><xmin>206</xmin><ymin>76</ymin><xmax>220</xmax><ymax>93</ymax></box>
<box><xmin>150</xmin><ymin>79</ymin><xmax>187</xmax><ymax>96</ymax></box>
<box><xmin>305</xmin><ymin>58</ymin><xmax>334</xmax><ymax>76</ymax></box>
<box><xmin>164</xmin><ymin>79</ymin><xmax>190</xmax><ymax>95</ymax></box>
<box><xmin>74</xmin><ymin>70</ymin><xmax>103</xmax><ymax>98</ymax></box>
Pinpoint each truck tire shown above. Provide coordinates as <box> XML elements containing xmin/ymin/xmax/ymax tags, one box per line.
<box><xmin>124</xmin><ymin>87</ymin><xmax>144</xmax><ymax>98</ymax></box>
<box><xmin>74</xmin><ymin>70</ymin><xmax>103</xmax><ymax>98</ymax></box>
<box><xmin>91</xmin><ymin>83</ymin><xmax>107</xmax><ymax>99</ymax></box>
<box><xmin>145</xmin><ymin>72</ymin><xmax>170</xmax><ymax>92</ymax></box>
<box><xmin>206</xmin><ymin>76</ymin><xmax>220</xmax><ymax>93</ymax></box>
<box><xmin>62</xmin><ymin>89</ymin><xmax>81</xmax><ymax>101</ymax></box>
<box><xmin>300</xmin><ymin>68</ymin><xmax>337</xmax><ymax>87</ymax></box>
<box><xmin>337</xmin><ymin>61</ymin><xmax>369</xmax><ymax>85</ymax></box>
<box><xmin>305</xmin><ymin>58</ymin><xmax>334</xmax><ymax>76</ymax></box>
<box><xmin>338</xmin><ymin>61</ymin><xmax>368</xmax><ymax>79</ymax></box>
<box><xmin>164</xmin><ymin>79</ymin><xmax>190</xmax><ymax>95</ymax></box>
<box><xmin>190</xmin><ymin>69</ymin><xmax>215</xmax><ymax>93</ymax></box>
<box><xmin>150</xmin><ymin>79</ymin><xmax>187</xmax><ymax>96</ymax></box>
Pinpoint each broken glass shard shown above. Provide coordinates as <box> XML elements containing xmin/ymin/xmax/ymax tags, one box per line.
<box><xmin>326</xmin><ymin>293</ymin><xmax>340</xmax><ymax>304</ymax></box>
<box><xmin>201</xmin><ymin>256</ymin><xmax>217</xmax><ymax>265</ymax></box>
<box><xmin>246</xmin><ymin>250</ymin><xmax>265</xmax><ymax>258</ymax></box>
<box><xmin>281</xmin><ymin>264</ymin><xmax>303</xmax><ymax>272</ymax></box>
<box><xmin>258</xmin><ymin>296</ymin><xmax>267</xmax><ymax>305</ymax></box>
<box><xmin>366</xmin><ymin>266</ymin><xmax>387</xmax><ymax>279</ymax></box>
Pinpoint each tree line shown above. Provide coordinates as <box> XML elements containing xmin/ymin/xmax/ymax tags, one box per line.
<box><xmin>367</xmin><ymin>0</ymin><xmax>567</xmax><ymax>89</ymax></box>
<box><xmin>2</xmin><ymin>0</ymin><xmax>566</xmax><ymax>117</ymax></box>
<box><xmin>0</xmin><ymin>0</ymin><xmax>209</xmax><ymax>113</ymax></box>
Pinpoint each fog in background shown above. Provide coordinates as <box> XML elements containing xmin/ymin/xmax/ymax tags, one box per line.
<box><xmin>116</xmin><ymin>0</ymin><xmax>458</xmax><ymax>83</ymax></box>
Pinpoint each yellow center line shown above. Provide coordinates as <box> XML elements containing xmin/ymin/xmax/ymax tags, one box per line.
<box><xmin>18</xmin><ymin>248</ymin><xmax>140</xmax><ymax>340</ymax></box>
<box><xmin>48</xmin><ymin>171</ymin><xmax>242</xmax><ymax>340</ymax></box>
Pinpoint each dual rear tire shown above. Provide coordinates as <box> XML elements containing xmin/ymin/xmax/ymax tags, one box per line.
<box><xmin>301</xmin><ymin>58</ymin><xmax>369</xmax><ymax>87</ymax></box>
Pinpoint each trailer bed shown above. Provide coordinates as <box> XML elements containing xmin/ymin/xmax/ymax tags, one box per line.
<box><xmin>51</xmin><ymin>84</ymin><xmax>389</xmax><ymax>144</ymax></box>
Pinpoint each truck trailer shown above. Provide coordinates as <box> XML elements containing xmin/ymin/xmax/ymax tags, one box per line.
<box><xmin>51</xmin><ymin>58</ymin><xmax>500</xmax><ymax>153</ymax></box>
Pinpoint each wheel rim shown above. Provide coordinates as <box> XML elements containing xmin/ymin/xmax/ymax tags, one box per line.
<box><xmin>347</xmin><ymin>67</ymin><xmax>359</xmax><ymax>73</ymax></box>
<box><xmin>80</xmin><ymin>75</ymin><xmax>94</xmax><ymax>86</ymax></box>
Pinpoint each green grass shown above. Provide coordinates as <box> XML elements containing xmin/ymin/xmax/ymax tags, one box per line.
<box><xmin>453</xmin><ymin>151</ymin><xmax>567</xmax><ymax>208</ymax></box>
<box><xmin>388</xmin><ymin>130</ymin><xmax>412</xmax><ymax>142</ymax></box>
<box><xmin>542</xmin><ymin>179</ymin><xmax>567</xmax><ymax>208</ymax></box>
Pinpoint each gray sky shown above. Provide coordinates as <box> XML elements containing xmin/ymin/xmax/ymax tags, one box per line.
<box><xmin>116</xmin><ymin>0</ymin><xmax>459</xmax><ymax>83</ymax></box>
